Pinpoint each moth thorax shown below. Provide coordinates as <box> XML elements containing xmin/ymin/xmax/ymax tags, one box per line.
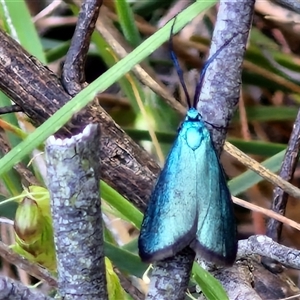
<box><xmin>185</xmin><ymin>127</ymin><xmax>202</xmax><ymax>150</ymax></box>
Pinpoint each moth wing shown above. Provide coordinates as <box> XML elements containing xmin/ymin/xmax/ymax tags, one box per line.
<box><xmin>191</xmin><ymin>140</ymin><xmax>237</xmax><ymax>265</ymax></box>
<box><xmin>139</xmin><ymin>135</ymin><xmax>198</xmax><ymax>263</ymax></box>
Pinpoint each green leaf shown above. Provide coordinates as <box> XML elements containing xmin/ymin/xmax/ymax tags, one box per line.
<box><xmin>121</xmin><ymin>238</ymin><xmax>138</xmax><ymax>253</ymax></box>
<box><xmin>229</xmin><ymin>149</ymin><xmax>286</xmax><ymax>196</ymax></box>
<box><xmin>115</xmin><ymin>0</ymin><xmax>142</xmax><ymax>47</ymax></box>
<box><xmin>101</xmin><ymin>181</ymin><xmax>143</xmax><ymax>229</ymax></box>
<box><xmin>92</xmin><ymin>32</ymin><xmax>145</xmax><ymax>114</ymax></box>
<box><xmin>233</xmin><ymin>106</ymin><xmax>298</xmax><ymax>122</ymax></box>
<box><xmin>105</xmin><ymin>257</ymin><xmax>128</xmax><ymax>300</ymax></box>
<box><xmin>0</xmin><ymin>0</ymin><xmax>46</xmax><ymax>63</ymax></box>
<box><xmin>228</xmin><ymin>138</ymin><xmax>285</xmax><ymax>157</ymax></box>
<box><xmin>104</xmin><ymin>241</ymin><xmax>147</xmax><ymax>278</ymax></box>
<box><xmin>12</xmin><ymin>186</ymin><xmax>56</xmax><ymax>271</ymax></box>
<box><xmin>192</xmin><ymin>263</ymin><xmax>229</xmax><ymax>300</ymax></box>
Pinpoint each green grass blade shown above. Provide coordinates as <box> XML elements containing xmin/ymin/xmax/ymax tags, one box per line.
<box><xmin>192</xmin><ymin>263</ymin><xmax>229</xmax><ymax>300</ymax></box>
<box><xmin>101</xmin><ymin>181</ymin><xmax>143</xmax><ymax>228</ymax></box>
<box><xmin>114</xmin><ymin>0</ymin><xmax>142</xmax><ymax>47</ymax></box>
<box><xmin>104</xmin><ymin>241</ymin><xmax>147</xmax><ymax>278</ymax></box>
<box><xmin>229</xmin><ymin>149</ymin><xmax>286</xmax><ymax>196</ymax></box>
<box><xmin>233</xmin><ymin>106</ymin><xmax>298</xmax><ymax>122</ymax></box>
<box><xmin>228</xmin><ymin>139</ymin><xmax>285</xmax><ymax>157</ymax></box>
<box><xmin>0</xmin><ymin>0</ymin><xmax>46</xmax><ymax>63</ymax></box>
<box><xmin>92</xmin><ymin>32</ymin><xmax>145</xmax><ymax>114</ymax></box>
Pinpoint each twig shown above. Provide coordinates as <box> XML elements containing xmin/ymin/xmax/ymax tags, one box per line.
<box><xmin>0</xmin><ymin>276</ymin><xmax>53</xmax><ymax>300</ymax></box>
<box><xmin>238</xmin><ymin>235</ymin><xmax>300</xmax><ymax>270</ymax></box>
<box><xmin>146</xmin><ymin>249</ymin><xmax>195</xmax><ymax>300</ymax></box>
<box><xmin>113</xmin><ymin>268</ymin><xmax>144</xmax><ymax>300</ymax></box>
<box><xmin>261</xmin><ymin>106</ymin><xmax>300</xmax><ymax>272</ymax></box>
<box><xmin>207</xmin><ymin>235</ymin><xmax>300</xmax><ymax>299</ymax></box>
<box><xmin>272</xmin><ymin>0</ymin><xmax>300</xmax><ymax>14</ymax></box>
<box><xmin>0</xmin><ymin>105</ymin><xmax>22</xmax><ymax>114</ymax></box>
<box><xmin>0</xmin><ymin>241</ymin><xmax>57</xmax><ymax>287</ymax></box>
<box><xmin>232</xmin><ymin>196</ymin><xmax>300</xmax><ymax>232</ymax></box>
<box><xmin>266</xmin><ymin>108</ymin><xmax>300</xmax><ymax>241</ymax></box>
<box><xmin>0</xmin><ymin>135</ymin><xmax>39</xmax><ymax>186</ymax></box>
<box><xmin>45</xmin><ymin>124</ymin><xmax>107</xmax><ymax>299</ymax></box>
<box><xmin>197</xmin><ymin>3</ymin><xmax>252</xmax><ymax>153</ymax></box>
<box><xmin>33</xmin><ymin>0</ymin><xmax>63</xmax><ymax>23</ymax></box>
<box><xmin>62</xmin><ymin>0</ymin><xmax>102</xmax><ymax>95</ymax></box>
<box><xmin>224</xmin><ymin>142</ymin><xmax>300</xmax><ymax>200</ymax></box>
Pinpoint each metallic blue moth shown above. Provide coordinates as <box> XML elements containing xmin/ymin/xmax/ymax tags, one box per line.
<box><xmin>138</xmin><ymin>22</ymin><xmax>238</xmax><ymax>266</ymax></box>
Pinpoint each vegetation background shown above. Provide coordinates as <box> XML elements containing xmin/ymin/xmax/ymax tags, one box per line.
<box><xmin>0</xmin><ymin>0</ymin><xmax>300</xmax><ymax>299</ymax></box>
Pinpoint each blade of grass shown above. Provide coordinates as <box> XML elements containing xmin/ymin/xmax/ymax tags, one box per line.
<box><xmin>233</xmin><ymin>106</ymin><xmax>298</xmax><ymax>122</ymax></box>
<box><xmin>0</xmin><ymin>0</ymin><xmax>46</xmax><ymax>63</ymax></box>
<box><xmin>125</xmin><ymin>72</ymin><xmax>164</xmax><ymax>164</ymax></box>
<box><xmin>100</xmin><ymin>181</ymin><xmax>143</xmax><ymax>229</ymax></box>
<box><xmin>92</xmin><ymin>32</ymin><xmax>144</xmax><ymax>114</ymax></box>
<box><xmin>192</xmin><ymin>263</ymin><xmax>229</xmax><ymax>300</ymax></box>
<box><xmin>114</xmin><ymin>0</ymin><xmax>142</xmax><ymax>47</ymax></box>
<box><xmin>104</xmin><ymin>241</ymin><xmax>147</xmax><ymax>278</ymax></box>
<box><xmin>229</xmin><ymin>149</ymin><xmax>286</xmax><ymax>196</ymax></box>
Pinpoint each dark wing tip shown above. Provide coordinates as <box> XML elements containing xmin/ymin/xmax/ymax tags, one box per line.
<box><xmin>138</xmin><ymin>228</ymin><xmax>197</xmax><ymax>263</ymax></box>
<box><xmin>139</xmin><ymin>247</ymin><xmax>175</xmax><ymax>263</ymax></box>
<box><xmin>190</xmin><ymin>240</ymin><xmax>238</xmax><ymax>266</ymax></box>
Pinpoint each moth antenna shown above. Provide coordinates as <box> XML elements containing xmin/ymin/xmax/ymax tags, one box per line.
<box><xmin>193</xmin><ymin>33</ymin><xmax>239</xmax><ymax>106</ymax></box>
<box><xmin>169</xmin><ymin>17</ymin><xmax>192</xmax><ymax>109</ymax></box>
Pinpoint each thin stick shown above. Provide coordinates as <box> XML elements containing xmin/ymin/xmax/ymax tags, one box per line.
<box><xmin>224</xmin><ymin>142</ymin><xmax>300</xmax><ymax>199</ymax></box>
<box><xmin>232</xmin><ymin>196</ymin><xmax>300</xmax><ymax>232</ymax></box>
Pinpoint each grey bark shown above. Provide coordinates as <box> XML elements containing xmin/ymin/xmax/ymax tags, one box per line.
<box><xmin>45</xmin><ymin>124</ymin><xmax>107</xmax><ymax>299</ymax></box>
<box><xmin>0</xmin><ymin>276</ymin><xmax>52</xmax><ymax>300</ymax></box>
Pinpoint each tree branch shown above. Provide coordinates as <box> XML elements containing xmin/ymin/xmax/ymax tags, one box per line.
<box><xmin>62</xmin><ymin>0</ymin><xmax>102</xmax><ymax>95</ymax></box>
<box><xmin>45</xmin><ymin>124</ymin><xmax>107</xmax><ymax>299</ymax></box>
<box><xmin>239</xmin><ymin>235</ymin><xmax>300</xmax><ymax>270</ymax></box>
<box><xmin>0</xmin><ymin>276</ymin><xmax>52</xmax><ymax>300</ymax></box>
<box><xmin>0</xmin><ymin>241</ymin><xmax>57</xmax><ymax>287</ymax></box>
